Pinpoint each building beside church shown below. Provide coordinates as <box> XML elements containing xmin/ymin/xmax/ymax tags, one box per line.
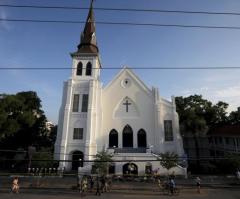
<box><xmin>54</xmin><ymin>2</ymin><xmax>185</xmax><ymax>175</ymax></box>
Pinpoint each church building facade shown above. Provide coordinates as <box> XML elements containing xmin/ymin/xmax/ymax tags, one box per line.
<box><xmin>54</xmin><ymin>2</ymin><xmax>185</xmax><ymax>175</ymax></box>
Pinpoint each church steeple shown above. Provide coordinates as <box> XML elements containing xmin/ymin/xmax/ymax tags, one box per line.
<box><xmin>77</xmin><ymin>0</ymin><xmax>99</xmax><ymax>54</ymax></box>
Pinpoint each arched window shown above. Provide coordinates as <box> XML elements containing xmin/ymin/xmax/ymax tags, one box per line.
<box><xmin>164</xmin><ymin>120</ymin><xmax>173</xmax><ymax>141</ymax></box>
<box><xmin>85</xmin><ymin>62</ymin><xmax>92</xmax><ymax>76</ymax></box>
<box><xmin>138</xmin><ymin>129</ymin><xmax>147</xmax><ymax>148</ymax></box>
<box><xmin>122</xmin><ymin>125</ymin><xmax>133</xmax><ymax>148</ymax></box>
<box><xmin>109</xmin><ymin>129</ymin><xmax>118</xmax><ymax>148</ymax></box>
<box><xmin>76</xmin><ymin>62</ymin><xmax>83</xmax><ymax>76</ymax></box>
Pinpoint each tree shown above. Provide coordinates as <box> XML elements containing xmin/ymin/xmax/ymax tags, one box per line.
<box><xmin>213</xmin><ymin>154</ymin><xmax>240</xmax><ymax>174</ymax></box>
<box><xmin>175</xmin><ymin>95</ymin><xmax>230</xmax><ymax>170</ymax></box>
<box><xmin>228</xmin><ymin>107</ymin><xmax>240</xmax><ymax>124</ymax></box>
<box><xmin>175</xmin><ymin>95</ymin><xmax>229</xmax><ymax>129</ymax></box>
<box><xmin>0</xmin><ymin>91</ymin><xmax>51</xmax><ymax>150</ymax></box>
<box><xmin>31</xmin><ymin>147</ymin><xmax>56</xmax><ymax>168</ymax></box>
<box><xmin>159</xmin><ymin>152</ymin><xmax>178</xmax><ymax>172</ymax></box>
<box><xmin>92</xmin><ymin>150</ymin><xmax>113</xmax><ymax>176</ymax></box>
<box><xmin>211</xmin><ymin>101</ymin><xmax>229</xmax><ymax>125</ymax></box>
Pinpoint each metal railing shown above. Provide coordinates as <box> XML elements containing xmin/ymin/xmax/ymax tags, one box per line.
<box><xmin>114</xmin><ymin>148</ymin><xmax>147</xmax><ymax>153</ymax></box>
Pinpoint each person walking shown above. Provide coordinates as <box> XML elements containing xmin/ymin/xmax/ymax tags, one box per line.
<box><xmin>104</xmin><ymin>176</ymin><xmax>109</xmax><ymax>192</ymax></box>
<box><xmin>195</xmin><ymin>176</ymin><xmax>201</xmax><ymax>194</ymax></box>
<box><xmin>157</xmin><ymin>177</ymin><xmax>162</xmax><ymax>190</ymax></box>
<box><xmin>107</xmin><ymin>176</ymin><xmax>112</xmax><ymax>191</ymax></box>
<box><xmin>81</xmin><ymin>177</ymin><xmax>88</xmax><ymax>197</ymax></box>
<box><xmin>95</xmin><ymin>177</ymin><xmax>101</xmax><ymax>196</ymax></box>
<box><xmin>169</xmin><ymin>178</ymin><xmax>175</xmax><ymax>195</ymax></box>
<box><xmin>100</xmin><ymin>176</ymin><xmax>106</xmax><ymax>193</ymax></box>
<box><xmin>236</xmin><ymin>170</ymin><xmax>240</xmax><ymax>180</ymax></box>
<box><xmin>11</xmin><ymin>177</ymin><xmax>19</xmax><ymax>193</ymax></box>
<box><xmin>90</xmin><ymin>176</ymin><xmax>94</xmax><ymax>192</ymax></box>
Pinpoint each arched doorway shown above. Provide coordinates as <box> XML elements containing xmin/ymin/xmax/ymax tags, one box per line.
<box><xmin>138</xmin><ymin>129</ymin><xmax>147</xmax><ymax>148</ymax></box>
<box><xmin>123</xmin><ymin>163</ymin><xmax>138</xmax><ymax>175</ymax></box>
<box><xmin>109</xmin><ymin>129</ymin><xmax>118</xmax><ymax>148</ymax></box>
<box><xmin>108</xmin><ymin>163</ymin><xmax>115</xmax><ymax>174</ymax></box>
<box><xmin>145</xmin><ymin>162</ymin><xmax>152</xmax><ymax>174</ymax></box>
<box><xmin>72</xmin><ymin>151</ymin><xmax>84</xmax><ymax>171</ymax></box>
<box><xmin>122</xmin><ymin>125</ymin><xmax>133</xmax><ymax>147</ymax></box>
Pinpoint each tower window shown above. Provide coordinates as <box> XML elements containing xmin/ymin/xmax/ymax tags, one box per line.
<box><xmin>72</xmin><ymin>94</ymin><xmax>80</xmax><ymax>112</ymax></box>
<box><xmin>86</xmin><ymin>62</ymin><xmax>92</xmax><ymax>76</ymax></box>
<box><xmin>164</xmin><ymin>120</ymin><xmax>173</xmax><ymax>141</ymax></box>
<box><xmin>76</xmin><ymin>62</ymin><xmax>83</xmax><ymax>76</ymax></box>
<box><xmin>73</xmin><ymin>128</ymin><xmax>83</xmax><ymax>139</ymax></box>
<box><xmin>81</xmin><ymin>94</ymin><xmax>89</xmax><ymax>112</ymax></box>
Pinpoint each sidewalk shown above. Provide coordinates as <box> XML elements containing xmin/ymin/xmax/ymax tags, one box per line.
<box><xmin>0</xmin><ymin>185</ymin><xmax>212</xmax><ymax>196</ymax></box>
<box><xmin>0</xmin><ymin>175</ymin><xmax>239</xmax><ymax>191</ymax></box>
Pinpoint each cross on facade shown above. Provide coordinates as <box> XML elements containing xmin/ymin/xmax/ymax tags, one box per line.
<box><xmin>123</xmin><ymin>99</ymin><xmax>131</xmax><ymax>112</ymax></box>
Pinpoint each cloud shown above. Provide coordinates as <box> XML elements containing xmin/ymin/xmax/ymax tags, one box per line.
<box><xmin>215</xmin><ymin>86</ymin><xmax>240</xmax><ymax>98</ymax></box>
<box><xmin>179</xmin><ymin>85</ymin><xmax>240</xmax><ymax>112</ymax></box>
<box><xmin>181</xmin><ymin>89</ymin><xmax>192</xmax><ymax>96</ymax></box>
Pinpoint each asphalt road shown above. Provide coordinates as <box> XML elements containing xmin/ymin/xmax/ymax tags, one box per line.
<box><xmin>0</xmin><ymin>188</ymin><xmax>240</xmax><ymax>199</ymax></box>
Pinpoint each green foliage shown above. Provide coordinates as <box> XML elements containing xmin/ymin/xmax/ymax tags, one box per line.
<box><xmin>176</xmin><ymin>95</ymin><xmax>240</xmax><ymax>135</ymax></box>
<box><xmin>213</xmin><ymin>154</ymin><xmax>240</xmax><ymax>174</ymax></box>
<box><xmin>0</xmin><ymin>91</ymin><xmax>55</xmax><ymax>150</ymax></box>
<box><xmin>159</xmin><ymin>152</ymin><xmax>179</xmax><ymax>171</ymax></box>
<box><xmin>31</xmin><ymin>147</ymin><xmax>56</xmax><ymax>168</ymax></box>
<box><xmin>175</xmin><ymin>95</ymin><xmax>230</xmax><ymax>136</ymax></box>
<box><xmin>92</xmin><ymin>150</ymin><xmax>113</xmax><ymax>175</ymax></box>
<box><xmin>228</xmin><ymin>107</ymin><xmax>240</xmax><ymax>125</ymax></box>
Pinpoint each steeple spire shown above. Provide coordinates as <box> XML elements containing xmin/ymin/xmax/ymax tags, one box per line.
<box><xmin>77</xmin><ymin>0</ymin><xmax>99</xmax><ymax>54</ymax></box>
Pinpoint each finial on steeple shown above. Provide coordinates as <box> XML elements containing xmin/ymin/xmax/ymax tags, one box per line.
<box><xmin>76</xmin><ymin>0</ymin><xmax>99</xmax><ymax>54</ymax></box>
<box><xmin>90</xmin><ymin>0</ymin><xmax>94</xmax><ymax>8</ymax></box>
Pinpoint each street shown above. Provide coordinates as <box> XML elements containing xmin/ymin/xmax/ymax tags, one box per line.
<box><xmin>0</xmin><ymin>188</ymin><xmax>240</xmax><ymax>199</ymax></box>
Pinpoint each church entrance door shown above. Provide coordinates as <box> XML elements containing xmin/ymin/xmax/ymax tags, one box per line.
<box><xmin>138</xmin><ymin>129</ymin><xmax>147</xmax><ymax>148</ymax></box>
<box><xmin>122</xmin><ymin>125</ymin><xmax>133</xmax><ymax>147</ymax></box>
<box><xmin>123</xmin><ymin>163</ymin><xmax>138</xmax><ymax>175</ymax></box>
<box><xmin>72</xmin><ymin>151</ymin><xmax>84</xmax><ymax>171</ymax></box>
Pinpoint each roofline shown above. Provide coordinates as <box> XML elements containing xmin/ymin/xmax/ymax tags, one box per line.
<box><xmin>103</xmin><ymin>67</ymin><xmax>152</xmax><ymax>96</ymax></box>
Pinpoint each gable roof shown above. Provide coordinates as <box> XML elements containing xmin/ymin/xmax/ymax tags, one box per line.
<box><xmin>103</xmin><ymin>67</ymin><xmax>152</xmax><ymax>96</ymax></box>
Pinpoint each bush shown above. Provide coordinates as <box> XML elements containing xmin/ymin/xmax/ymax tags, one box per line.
<box><xmin>213</xmin><ymin>154</ymin><xmax>240</xmax><ymax>174</ymax></box>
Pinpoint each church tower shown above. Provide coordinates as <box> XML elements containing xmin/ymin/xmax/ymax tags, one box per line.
<box><xmin>54</xmin><ymin>1</ymin><xmax>102</xmax><ymax>171</ymax></box>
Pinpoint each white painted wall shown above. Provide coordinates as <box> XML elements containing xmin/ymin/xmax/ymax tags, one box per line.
<box><xmin>54</xmin><ymin>57</ymin><xmax>184</xmax><ymax>173</ymax></box>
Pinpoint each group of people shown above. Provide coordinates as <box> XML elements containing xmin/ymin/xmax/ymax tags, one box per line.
<box><xmin>9</xmin><ymin>173</ymin><xmax>202</xmax><ymax>196</ymax></box>
<box><xmin>157</xmin><ymin>175</ymin><xmax>201</xmax><ymax>195</ymax></box>
<box><xmin>78</xmin><ymin>175</ymin><xmax>112</xmax><ymax>196</ymax></box>
<box><xmin>157</xmin><ymin>176</ymin><xmax>178</xmax><ymax>195</ymax></box>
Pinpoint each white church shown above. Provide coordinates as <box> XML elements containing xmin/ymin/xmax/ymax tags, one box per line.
<box><xmin>54</xmin><ymin>2</ymin><xmax>185</xmax><ymax>176</ymax></box>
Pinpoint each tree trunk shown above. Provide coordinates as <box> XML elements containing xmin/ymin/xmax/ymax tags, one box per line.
<box><xmin>193</xmin><ymin>135</ymin><xmax>200</xmax><ymax>172</ymax></box>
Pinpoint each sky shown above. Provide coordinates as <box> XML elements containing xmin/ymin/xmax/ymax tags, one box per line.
<box><xmin>1</xmin><ymin>0</ymin><xmax>240</xmax><ymax>124</ymax></box>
